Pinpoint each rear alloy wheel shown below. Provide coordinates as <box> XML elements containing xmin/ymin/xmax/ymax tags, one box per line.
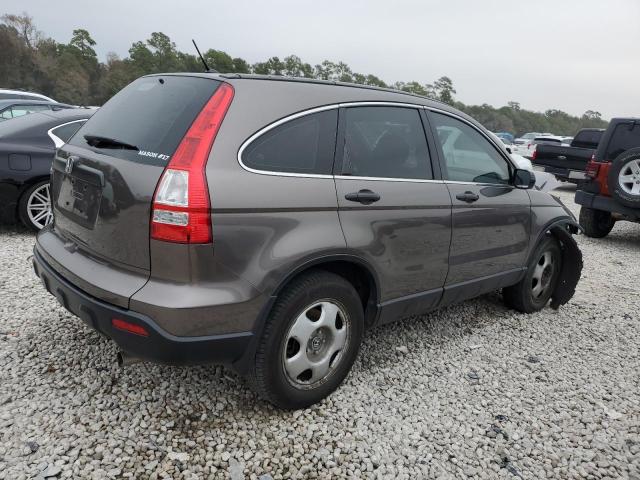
<box><xmin>19</xmin><ymin>180</ymin><xmax>53</xmax><ymax>231</ymax></box>
<box><xmin>250</xmin><ymin>270</ymin><xmax>364</xmax><ymax>409</ymax></box>
<box><xmin>503</xmin><ymin>236</ymin><xmax>562</xmax><ymax>313</ymax></box>
<box><xmin>579</xmin><ymin>207</ymin><xmax>614</xmax><ymax>238</ymax></box>
<box><xmin>608</xmin><ymin>148</ymin><xmax>640</xmax><ymax>208</ymax></box>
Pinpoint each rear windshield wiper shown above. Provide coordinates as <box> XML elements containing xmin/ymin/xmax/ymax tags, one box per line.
<box><xmin>84</xmin><ymin>134</ymin><xmax>138</xmax><ymax>151</ymax></box>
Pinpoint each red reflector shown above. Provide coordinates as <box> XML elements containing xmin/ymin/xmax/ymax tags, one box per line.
<box><xmin>112</xmin><ymin>318</ymin><xmax>149</xmax><ymax>337</ymax></box>
<box><xmin>151</xmin><ymin>83</ymin><xmax>235</xmax><ymax>244</ymax></box>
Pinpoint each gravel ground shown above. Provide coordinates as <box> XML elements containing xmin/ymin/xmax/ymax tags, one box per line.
<box><xmin>1</xmin><ymin>185</ymin><xmax>639</xmax><ymax>480</ymax></box>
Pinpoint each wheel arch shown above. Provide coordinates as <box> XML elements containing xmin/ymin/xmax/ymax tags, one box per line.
<box><xmin>231</xmin><ymin>254</ymin><xmax>381</xmax><ymax>375</ymax></box>
<box><xmin>269</xmin><ymin>254</ymin><xmax>381</xmax><ymax>328</ymax></box>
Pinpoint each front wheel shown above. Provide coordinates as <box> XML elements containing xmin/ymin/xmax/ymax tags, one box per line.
<box><xmin>249</xmin><ymin>270</ymin><xmax>364</xmax><ymax>409</ymax></box>
<box><xmin>18</xmin><ymin>180</ymin><xmax>53</xmax><ymax>231</ymax></box>
<box><xmin>579</xmin><ymin>206</ymin><xmax>614</xmax><ymax>238</ymax></box>
<box><xmin>503</xmin><ymin>236</ymin><xmax>562</xmax><ymax>313</ymax></box>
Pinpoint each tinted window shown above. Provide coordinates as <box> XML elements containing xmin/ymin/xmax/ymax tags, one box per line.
<box><xmin>242</xmin><ymin>110</ymin><xmax>338</xmax><ymax>175</ymax></box>
<box><xmin>533</xmin><ymin>138</ymin><xmax>561</xmax><ymax>145</ymax></box>
<box><xmin>605</xmin><ymin>123</ymin><xmax>640</xmax><ymax>160</ymax></box>
<box><xmin>69</xmin><ymin>76</ymin><xmax>220</xmax><ymax>165</ymax></box>
<box><xmin>51</xmin><ymin>121</ymin><xmax>86</xmax><ymax>143</ymax></box>
<box><xmin>572</xmin><ymin>130</ymin><xmax>602</xmax><ymax>148</ymax></box>
<box><xmin>431</xmin><ymin>112</ymin><xmax>511</xmax><ymax>184</ymax></box>
<box><xmin>341</xmin><ymin>106</ymin><xmax>432</xmax><ymax>179</ymax></box>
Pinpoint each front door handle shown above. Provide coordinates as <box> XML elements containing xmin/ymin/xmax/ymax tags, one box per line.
<box><xmin>345</xmin><ymin>189</ymin><xmax>381</xmax><ymax>205</ymax></box>
<box><xmin>455</xmin><ymin>191</ymin><xmax>480</xmax><ymax>203</ymax></box>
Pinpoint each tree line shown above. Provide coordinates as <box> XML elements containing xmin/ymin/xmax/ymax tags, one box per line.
<box><xmin>0</xmin><ymin>12</ymin><xmax>608</xmax><ymax>136</ymax></box>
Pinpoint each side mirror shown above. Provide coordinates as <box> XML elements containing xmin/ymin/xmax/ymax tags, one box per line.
<box><xmin>514</xmin><ymin>168</ymin><xmax>536</xmax><ymax>189</ymax></box>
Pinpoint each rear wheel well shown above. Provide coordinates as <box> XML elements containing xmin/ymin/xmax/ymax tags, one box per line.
<box><xmin>278</xmin><ymin>261</ymin><xmax>378</xmax><ymax>329</ymax></box>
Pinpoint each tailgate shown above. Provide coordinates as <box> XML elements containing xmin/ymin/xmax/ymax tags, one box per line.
<box><xmin>50</xmin><ymin>75</ymin><xmax>221</xmax><ymax>271</ymax></box>
<box><xmin>533</xmin><ymin>145</ymin><xmax>594</xmax><ymax>171</ymax></box>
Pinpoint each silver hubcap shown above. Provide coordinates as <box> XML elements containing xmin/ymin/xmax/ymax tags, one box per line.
<box><xmin>283</xmin><ymin>300</ymin><xmax>349</xmax><ymax>388</ymax></box>
<box><xmin>27</xmin><ymin>183</ymin><xmax>53</xmax><ymax>229</ymax></box>
<box><xmin>531</xmin><ymin>251</ymin><xmax>555</xmax><ymax>299</ymax></box>
<box><xmin>618</xmin><ymin>159</ymin><xmax>640</xmax><ymax>195</ymax></box>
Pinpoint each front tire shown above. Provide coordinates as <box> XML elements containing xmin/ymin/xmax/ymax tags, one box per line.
<box><xmin>249</xmin><ymin>270</ymin><xmax>364</xmax><ymax>409</ymax></box>
<box><xmin>503</xmin><ymin>236</ymin><xmax>562</xmax><ymax>313</ymax></box>
<box><xmin>579</xmin><ymin>206</ymin><xmax>614</xmax><ymax>238</ymax></box>
<box><xmin>18</xmin><ymin>180</ymin><xmax>53</xmax><ymax>231</ymax></box>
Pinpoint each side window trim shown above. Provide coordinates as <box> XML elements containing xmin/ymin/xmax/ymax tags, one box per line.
<box><xmin>425</xmin><ymin>108</ymin><xmax>515</xmax><ymax>185</ymax></box>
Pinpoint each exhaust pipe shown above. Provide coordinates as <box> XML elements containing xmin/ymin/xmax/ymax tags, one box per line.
<box><xmin>117</xmin><ymin>351</ymin><xmax>142</xmax><ymax>367</ymax></box>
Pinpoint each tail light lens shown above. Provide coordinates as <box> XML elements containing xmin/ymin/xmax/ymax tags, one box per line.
<box><xmin>151</xmin><ymin>83</ymin><xmax>234</xmax><ymax>243</ymax></box>
<box><xmin>531</xmin><ymin>146</ymin><xmax>537</xmax><ymax>161</ymax></box>
<box><xmin>585</xmin><ymin>155</ymin><xmax>600</xmax><ymax>179</ymax></box>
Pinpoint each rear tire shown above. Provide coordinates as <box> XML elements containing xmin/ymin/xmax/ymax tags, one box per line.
<box><xmin>503</xmin><ymin>236</ymin><xmax>562</xmax><ymax>313</ymax></box>
<box><xmin>249</xmin><ymin>270</ymin><xmax>364</xmax><ymax>409</ymax></box>
<box><xmin>18</xmin><ymin>180</ymin><xmax>53</xmax><ymax>231</ymax></box>
<box><xmin>579</xmin><ymin>206</ymin><xmax>614</xmax><ymax>238</ymax></box>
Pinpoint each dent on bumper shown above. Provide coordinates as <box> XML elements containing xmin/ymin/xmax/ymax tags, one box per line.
<box><xmin>32</xmin><ymin>248</ymin><xmax>254</xmax><ymax>366</ymax></box>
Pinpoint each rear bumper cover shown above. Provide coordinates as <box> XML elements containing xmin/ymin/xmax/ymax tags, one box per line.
<box><xmin>542</xmin><ymin>166</ymin><xmax>586</xmax><ymax>182</ymax></box>
<box><xmin>32</xmin><ymin>248</ymin><xmax>253</xmax><ymax>366</ymax></box>
<box><xmin>575</xmin><ymin>190</ymin><xmax>640</xmax><ymax>218</ymax></box>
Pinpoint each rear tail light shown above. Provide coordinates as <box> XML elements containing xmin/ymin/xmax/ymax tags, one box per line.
<box><xmin>151</xmin><ymin>83</ymin><xmax>234</xmax><ymax>243</ymax></box>
<box><xmin>531</xmin><ymin>146</ymin><xmax>537</xmax><ymax>161</ymax></box>
<box><xmin>585</xmin><ymin>155</ymin><xmax>600</xmax><ymax>179</ymax></box>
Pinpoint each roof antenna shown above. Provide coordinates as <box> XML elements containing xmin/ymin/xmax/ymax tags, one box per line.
<box><xmin>192</xmin><ymin>39</ymin><xmax>217</xmax><ymax>73</ymax></box>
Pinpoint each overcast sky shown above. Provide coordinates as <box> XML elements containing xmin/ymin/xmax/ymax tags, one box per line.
<box><xmin>6</xmin><ymin>0</ymin><xmax>639</xmax><ymax>119</ymax></box>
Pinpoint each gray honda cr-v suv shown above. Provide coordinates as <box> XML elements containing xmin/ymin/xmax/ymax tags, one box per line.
<box><xmin>33</xmin><ymin>73</ymin><xmax>582</xmax><ymax>409</ymax></box>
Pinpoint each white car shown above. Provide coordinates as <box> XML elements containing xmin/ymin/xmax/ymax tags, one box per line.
<box><xmin>0</xmin><ymin>88</ymin><xmax>56</xmax><ymax>102</ymax></box>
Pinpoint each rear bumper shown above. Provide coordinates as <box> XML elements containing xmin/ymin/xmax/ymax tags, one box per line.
<box><xmin>541</xmin><ymin>166</ymin><xmax>586</xmax><ymax>183</ymax></box>
<box><xmin>32</xmin><ymin>248</ymin><xmax>253</xmax><ymax>366</ymax></box>
<box><xmin>575</xmin><ymin>190</ymin><xmax>640</xmax><ymax>218</ymax></box>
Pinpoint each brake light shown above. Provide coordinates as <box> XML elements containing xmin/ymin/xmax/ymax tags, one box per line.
<box><xmin>531</xmin><ymin>146</ymin><xmax>537</xmax><ymax>161</ymax></box>
<box><xmin>151</xmin><ymin>83</ymin><xmax>234</xmax><ymax>243</ymax></box>
<box><xmin>112</xmin><ymin>318</ymin><xmax>149</xmax><ymax>337</ymax></box>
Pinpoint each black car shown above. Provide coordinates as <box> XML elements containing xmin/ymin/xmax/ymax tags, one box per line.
<box><xmin>0</xmin><ymin>99</ymin><xmax>74</xmax><ymax>122</ymax></box>
<box><xmin>0</xmin><ymin>108</ymin><xmax>94</xmax><ymax>230</ymax></box>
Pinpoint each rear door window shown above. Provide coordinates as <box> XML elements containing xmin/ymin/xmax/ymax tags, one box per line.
<box><xmin>69</xmin><ymin>76</ymin><xmax>221</xmax><ymax>165</ymax></box>
<box><xmin>241</xmin><ymin>110</ymin><xmax>338</xmax><ymax>175</ymax></box>
<box><xmin>340</xmin><ymin>106</ymin><xmax>433</xmax><ymax>179</ymax></box>
<box><xmin>605</xmin><ymin>123</ymin><xmax>640</xmax><ymax>160</ymax></box>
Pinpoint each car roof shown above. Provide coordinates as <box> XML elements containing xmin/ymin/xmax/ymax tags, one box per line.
<box><xmin>145</xmin><ymin>72</ymin><xmax>458</xmax><ymax>112</ymax></box>
<box><xmin>0</xmin><ymin>98</ymin><xmax>73</xmax><ymax>109</ymax></box>
<box><xmin>0</xmin><ymin>88</ymin><xmax>55</xmax><ymax>101</ymax></box>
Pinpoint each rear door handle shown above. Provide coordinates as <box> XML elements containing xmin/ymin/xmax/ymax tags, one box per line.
<box><xmin>455</xmin><ymin>191</ymin><xmax>479</xmax><ymax>203</ymax></box>
<box><xmin>345</xmin><ymin>189</ymin><xmax>381</xmax><ymax>205</ymax></box>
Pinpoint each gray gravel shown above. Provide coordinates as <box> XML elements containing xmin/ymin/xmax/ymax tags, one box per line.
<box><xmin>1</xmin><ymin>185</ymin><xmax>639</xmax><ymax>479</ymax></box>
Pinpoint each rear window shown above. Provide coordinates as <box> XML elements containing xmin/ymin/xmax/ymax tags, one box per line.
<box><xmin>69</xmin><ymin>76</ymin><xmax>220</xmax><ymax>165</ymax></box>
<box><xmin>572</xmin><ymin>130</ymin><xmax>602</xmax><ymax>148</ymax></box>
<box><xmin>605</xmin><ymin>123</ymin><xmax>640</xmax><ymax>160</ymax></box>
<box><xmin>533</xmin><ymin>138</ymin><xmax>561</xmax><ymax>145</ymax></box>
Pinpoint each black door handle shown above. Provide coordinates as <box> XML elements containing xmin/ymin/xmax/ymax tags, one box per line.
<box><xmin>345</xmin><ymin>189</ymin><xmax>381</xmax><ymax>205</ymax></box>
<box><xmin>455</xmin><ymin>191</ymin><xmax>480</xmax><ymax>203</ymax></box>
